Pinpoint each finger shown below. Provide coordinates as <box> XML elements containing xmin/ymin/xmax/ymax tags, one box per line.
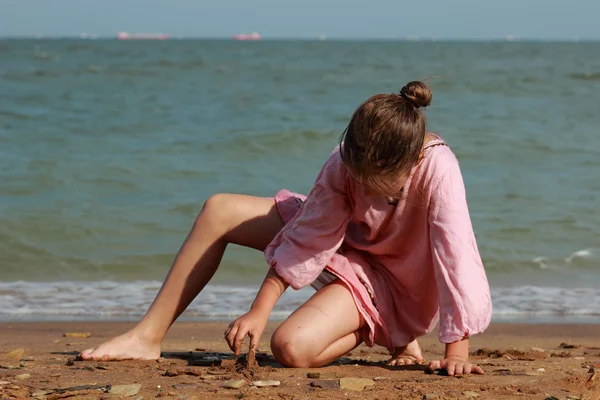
<box><xmin>462</xmin><ymin>363</ymin><xmax>472</xmax><ymax>375</ymax></box>
<box><xmin>454</xmin><ymin>363</ymin><xmax>463</xmax><ymax>376</ymax></box>
<box><xmin>472</xmin><ymin>365</ymin><xmax>485</xmax><ymax>375</ymax></box>
<box><xmin>224</xmin><ymin>323</ymin><xmax>233</xmax><ymax>339</ymax></box>
<box><xmin>225</xmin><ymin>326</ymin><xmax>238</xmax><ymax>352</ymax></box>
<box><xmin>225</xmin><ymin>323</ymin><xmax>236</xmax><ymax>343</ymax></box>
<box><xmin>233</xmin><ymin>326</ymin><xmax>247</xmax><ymax>356</ymax></box>
<box><xmin>445</xmin><ymin>361</ymin><xmax>456</xmax><ymax>376</ymax></box>
<box><xmin>427</xmin><ymin>360</ymin><xmax>441</xmax><ymax>372</ymax></box>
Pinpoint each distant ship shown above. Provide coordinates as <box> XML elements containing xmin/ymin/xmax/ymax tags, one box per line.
<box><xmin>233</xmin><ymin>32</ymin><xmax>262</xmax><ymax>41</ymax></box>
<box><xmin>117</xmin><ymin>32</ymin><xmax>169</xmax><ymax>40</ymax></box>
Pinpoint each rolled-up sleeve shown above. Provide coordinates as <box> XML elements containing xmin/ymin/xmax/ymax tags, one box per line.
<box><xmin>429</xmin><ymin>158</ymin><xmax>492</xmax><ymax>343</ymax></box>
<box><xmin>265</xmin><ymin>152</ymin><xmax>352</xmax><ymax>290</ymax></box>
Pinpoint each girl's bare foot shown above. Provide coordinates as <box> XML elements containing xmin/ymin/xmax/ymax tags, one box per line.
<box><xmin>78</xmin><ymin>331</ymin><xmax>161</xmax><ymax>361</ymax></box>
<box><xmin>386</xmin><ymin>339</ymin><xmax>424</xmax><ymax>366</ymax></box>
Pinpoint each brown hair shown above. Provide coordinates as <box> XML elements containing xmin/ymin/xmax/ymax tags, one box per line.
<box><xmin>339</xmin><ymin>81</ymin><xmax>432</xmax><ymax>195</ymax></box>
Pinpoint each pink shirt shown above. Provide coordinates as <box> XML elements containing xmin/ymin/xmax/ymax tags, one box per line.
<box><xmin>265</xmin><ymin>136</ymin><xmax>492</xmax><ymax>351</ymax></box>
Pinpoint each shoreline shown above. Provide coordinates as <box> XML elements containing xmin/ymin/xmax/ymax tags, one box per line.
<box><xmin>1</xmin><ymin>321</ymin><xmax>600</xmax><ymax>399</ymax></box>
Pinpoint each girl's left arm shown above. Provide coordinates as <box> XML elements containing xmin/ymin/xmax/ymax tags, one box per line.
<box><xmin>428</xmin><ymin>156</ymin><xmax>492</xmax><ymax>376</ymax></box>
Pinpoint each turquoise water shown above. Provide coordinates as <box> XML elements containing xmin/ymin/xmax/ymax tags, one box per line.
<box><xmin>1</xmin><ymin>39</ymin><xmax>599</xmax><ymax>321</ymax></box>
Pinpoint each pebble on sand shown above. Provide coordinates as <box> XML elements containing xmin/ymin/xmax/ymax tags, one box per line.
<box><xmin>172</xmin><ymin>384</ymin><xmax>198</xmax><ymax>390</ymax></box>
<box><xmin>306</xmin><ymin>372</ymin><xmax>338</xmax><ymax>379</ymax></box>
<box><xmin>222</xmin><ymin>379</ymin><xmax>247</xmax><ymax>389</ymax></box>
<box><xmin>251</xmin><ymin>380</ymin><xmax>280</xmax><ymax>387</ymax></box>
<box><xmin>63</xmin><ymin>332</ymin><xmax>92</xmax><ymax>338</ymax></box>
<box><xmin>310</xmin><ymin>380</ymin><xmax>340</xmax><ymax>390</ymax></box>
<box><xmin>339</xmin><ymin>377</ymin><xmax>375</xmax><ymax>391</ymax></box>
<box><xmin>15</xmin><ymin>374</ymin><xmax>31</xmax><ymax>380</ymax></box>
<box><xmin>4</xmin><ymin>348</ymin><xmax>25</xmax><ymax>360</ymax></box>
<box><xmin>462</xmin><ymin>391</ymin><xmax>480</xmax><ymax>398</ymax></box>
<box><xmin>31</xmin><ymin>389</ymin><xmax>53</xmax><ymax>397</ymax></box>
<box><xmin>109</xmin><ymin>384</ymin><xmax>142</xmax><ymax>396</ymax></box>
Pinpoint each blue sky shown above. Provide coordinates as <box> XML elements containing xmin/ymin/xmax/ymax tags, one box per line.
<box><xmin>1</xmin><ymin>0</ymin><xmax>599</xmax><ymax>40</ymax></box>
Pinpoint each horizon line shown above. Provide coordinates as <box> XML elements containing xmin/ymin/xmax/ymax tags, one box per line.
<box><xmin>0</xmin><ymin>34</ymin><xmax>598</xmax><ymax>42</ymax></box>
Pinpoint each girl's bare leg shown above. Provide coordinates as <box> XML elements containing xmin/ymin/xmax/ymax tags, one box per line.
<box><xmin>79</xmin><ymin>194</ymin><xmax>284</xmax><ymax>360</ymax></box>
<box><xmin>270</xmin><ymin>279</ymin><xmax>365</xmax><ymax>368</ymax></box>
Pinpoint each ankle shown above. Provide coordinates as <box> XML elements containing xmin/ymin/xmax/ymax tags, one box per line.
<box><xmin>128</xmin><ymin>325</ymin><xmax>164</xmax><ymax>345</ymax></box>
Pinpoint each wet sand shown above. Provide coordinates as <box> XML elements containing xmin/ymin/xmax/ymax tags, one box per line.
<box><xmin>1</xmin><ymin>321</ymin><xmax>600</xmax><ymax>399</ymax></box>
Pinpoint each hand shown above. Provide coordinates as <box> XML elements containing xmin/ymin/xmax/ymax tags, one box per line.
<box><xmin>224</xmin><ymin>309</ymin><xmax>268</xmax><ymax>357</ymax></box>
<box><xmin>428</xmin><ymin>355</ymin><xmax>484</xmax><ymax>376</ymax></box>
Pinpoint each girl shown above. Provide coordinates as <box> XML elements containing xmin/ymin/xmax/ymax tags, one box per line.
<box><xmin>80</xmin><ymin>81</ymin><xmax>491</xmax><ymax>376</ymax></box>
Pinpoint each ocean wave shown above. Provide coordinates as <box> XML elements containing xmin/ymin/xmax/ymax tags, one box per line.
<box><xmin>480</xmin><ymin>248</ymin><xmax>600</xmax><ymax>273</ymax></box>
<box><xmin>1</xmin><ymin>281</ymin><xmax>599</xmax><ymax>323</ymax></box>
<box><xmin>570</xmin><ymin>72</ymin><xmax>600</xmax><ymax>81</ymax></box>
<box><xmin>530</xmin><ymin>248</ymin><xmax>600</xmax><ymax>270</ymax></box>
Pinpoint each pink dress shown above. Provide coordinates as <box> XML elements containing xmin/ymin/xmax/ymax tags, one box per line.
<box><xmin>264</xmin><ymin>136</ymin><xmax>492</xmax><ymax>352</ymax></box>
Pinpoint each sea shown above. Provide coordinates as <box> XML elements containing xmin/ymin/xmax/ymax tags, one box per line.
<box><xmin>1</xmin><ymin>39</ymin><xmax>599</xmax><ymax>323</ymax></box>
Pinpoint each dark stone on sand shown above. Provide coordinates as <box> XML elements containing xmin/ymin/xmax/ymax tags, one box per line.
<box><xmin>172</xmin><ymin>384</ymin><xmax>198</xmax><ymax>389</ymax></box>
<box><xmin>190</xmin><ymin>356</ymin><xmax>221</xmax><ymax>367</ymax></box>
<box><xmin>310</xmin><ymin>380</ymin><xmax>340</xmax><ymax>390</ymax></box>
<box><xmin>559</xmin><ymin>343</ymin><xmax>581</xmax><ymax>349</ymax></box>
<box><xmin>307</xmin><ymin>371</ymin><xmax>338</xmax><ymax>379</ymax></box>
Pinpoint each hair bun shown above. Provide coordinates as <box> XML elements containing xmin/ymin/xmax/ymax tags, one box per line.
<box><xmin>400</xmin><ymin>81</ymin><xmax>432</xmax><ymax>109</ymax></box>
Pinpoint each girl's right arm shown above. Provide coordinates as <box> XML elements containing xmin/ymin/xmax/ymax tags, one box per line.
<box><xmin>265</xmin><ymin>150</ymin><xmax>353</xmax><ymax>289</ymax></box>
<box><xmin>225</xmin><ymin>268</ymin><xmax>288</xmax><ymax>356</ymax></box>
<box><xmin>226</xmin><ymin>150</ymin><xmax>352</xmax><ymax>355</ymax></box>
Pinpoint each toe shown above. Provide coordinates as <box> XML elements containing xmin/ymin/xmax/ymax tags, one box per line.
<box><xmin>78</xmin><ymin>348</ymin><xmax>95</xmax><ymax>360</ymax></box>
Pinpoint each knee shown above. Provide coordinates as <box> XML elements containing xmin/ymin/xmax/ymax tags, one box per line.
<box><xmin>195</xmin><ymin>193</ymin><xmax>236</xmax><ymax>232</ymax></box>
<box><xmin>270</xmin><ymin>327</ymin><xmax>314</xmax><ymax>368</ymax></box>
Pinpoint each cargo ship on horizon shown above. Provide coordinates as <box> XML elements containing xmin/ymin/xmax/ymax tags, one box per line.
<box><xmin>233</xmin><ymin>32</ymin><xmax>262</xmax><ymax>41</ymax></box>
<box><xmin>117</xmin><ymin>32</ymin><xmax>169</xmax><ymax>40</ymax></box>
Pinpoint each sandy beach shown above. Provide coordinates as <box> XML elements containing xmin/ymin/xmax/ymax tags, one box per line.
<box><xmin>1</xmin><ymin>321</ymin><xmax>600</xmax><ymax>399</ymax></box>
